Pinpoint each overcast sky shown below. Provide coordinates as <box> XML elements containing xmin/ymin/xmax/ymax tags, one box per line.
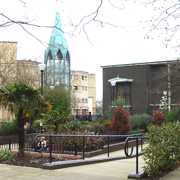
<box><xmin>0</xmin><ymin>0</ymin><xmax>179</xmax><ymax>100</ymax></box>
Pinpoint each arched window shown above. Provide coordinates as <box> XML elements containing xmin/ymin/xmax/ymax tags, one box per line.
<box><xmin>57</xmin><ymin>49</ymin><xmax>63</xmax><ymax>60</ymax></box>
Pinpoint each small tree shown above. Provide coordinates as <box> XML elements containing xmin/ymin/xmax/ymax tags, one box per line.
<box><xmin>43</xmin><ymin>110</ymin><xmax>70</xmax><ymax>133</ymax></box>
<box><xmin>44</xmin><ymin>87</ymin><xmax>72</xmax><ymax>115</ymax></box>
<box><xmin>150</xmin><ymin>109</ymin><xmax>167</xmax><ymax>125</ymax></box>
<box><xmin>0</xmin><ymin>82</ymin><xmax>42</xmax><ymax>157</ymax></box>
<box><xmin>109</xmin><ymin>107</ymin><xmax>132</xmax><ymax>135</ymax></box>
<box><xmin>106</xmin><ymin>97</ymin><xmax>127</xmax><ymax>120</ymax></box>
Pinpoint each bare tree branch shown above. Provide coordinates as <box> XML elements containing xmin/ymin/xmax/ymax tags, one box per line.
<box><xmin>151</xmin><ymin>3</ymin><xmax>180</xmax><ymax>31</ymax></box>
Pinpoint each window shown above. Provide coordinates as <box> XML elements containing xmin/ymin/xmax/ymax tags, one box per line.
<box><xmin>74</xmin><ymin>86</ymin><xmax>78</xmax><ymax>90</ymax></box>
<box><xmin>82</xmin><ymin>86</ymin><xmax>84</xmax><ymax>91</ymax></box>
<box><xmin>74</xmin><ymin>109</ymin><xmax>78</xmax><ymax>115</ymax></box>
<box><xmin>76</xmin><ymin>98</ymin><xmax>80</xmax><ymax>103</ymax></box>
<box><xmin>82</xmin><ymin>109</ymin><xmax>86</xmax><ymax>115</ymax></box>
<box><xmin>82</xmin><ymin>98</ymin><xmax>84</xmax><ymax>103</ymax></box>
<box><xmin>85</xmin><ymin>99</ymin><xmax>88</xmax><ymax>103</ymax></box>
<box><xmin>85</xmin><ymin>86</ymin><xmax>87</xmax><ymax>91</ymax></box>
<box><xmin>74</xmin><ymin>75</ymin><xmax>78</xmax><ymax>80</ymax></box>
<box><xmin>82</xmin><ymin>76</ymin><xmax>87</xmax><ymax>80</ymax></box>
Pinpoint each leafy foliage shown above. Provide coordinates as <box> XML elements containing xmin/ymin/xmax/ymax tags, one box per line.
<box><xmin>109</xmin><ymin>107</ymin><xmax>132</xmax><ymax>135</ymax></box>
<box><xmin>166</xmin><ymin>107</ymin><xmax>180</xmax><ymax>123</ymax></box>
<box><xmin>67</xmin><ymin>118</ymin><xmax>111</xmax><ymax>135</ymax></box>
<box><xmin>0</xmin><ymin>82</ymin><xmax>42</xmax><ymax>157</ymax></box>
<box><xmin>0</xmin><ymin>148</ymin><xmax>13</xmax><ymax>160</ymax></box>
<box><xmin>130</xmin><ymin>114</ymin><xmax>151</xmax><ymax>132</ymax></box>
<box><xmin>105</xmin><ymin>97</ymin><xmax>126</xmax><ymax>119</ymax></box>
<box><xmin>43</xmin><ymin>110</ymin><xmax>70</xmax><ymax>133</ymax></box>
<box><xmin>150</xmin><ymin>109</ymin><xmax>166</xmax><ymax>125</ymax></box>
<box><xmin>44</xmin><ymin>88</ymin><xmax>71</xmax><ymax>115</ymax></box>
<box><xmin>143</xmin><ymin>123</ymin><xmax>180</xmax><ymax>176</ymax></box>
<box><xmin>0</xmin><ymin>119</ymin><xmax>18</xmax><ymax>136</ymax></box>
<box><xmin>61</xmin><ymin>130</ymin><xmax>105</xmax><ymax>152</ymax></box>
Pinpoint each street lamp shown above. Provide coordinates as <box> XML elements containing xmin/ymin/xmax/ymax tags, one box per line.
<box><xmin>38</xmin><ymin>63</ymin><xmax>46</xmax><ymax>96</ymax></box>
<box><xmin>50</xmin><ymin>86</ymin><xmax>55</xmax><ymax>90</ymax></box>
<box><xmin>163</xmin><ymin>91</ymin><xmax>167</xmax><ymax>96</ymax></box>
<box><xmin>38</xmin><ymin>63</ymin><xmax>46</xmax><ymax>134</ymax></box>
<box><xmin>110</xmin><ymin>81</ymin><xmax>116</xmax><ymax>102</ymax></box>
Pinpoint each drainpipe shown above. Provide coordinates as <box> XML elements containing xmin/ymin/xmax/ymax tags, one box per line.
<box><xmin>168</xmin><ymin>63</ymin><xmax>171</xmax><ymax>111</ymax></box>
<box><xmin>146</xmin><ymin>65</ymin><xmax>150</xmax><ymax>114</ymax></box>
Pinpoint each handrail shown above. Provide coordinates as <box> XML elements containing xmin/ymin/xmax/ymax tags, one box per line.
<box><xmin>33</xmin><ymin>133</ymin><xmax>145</xmax><ymax>164</ymax></box>
<box><xmin>124</xmin><ymin>136</ymin><xmax>149</xmax><ymax>174</ymax></box>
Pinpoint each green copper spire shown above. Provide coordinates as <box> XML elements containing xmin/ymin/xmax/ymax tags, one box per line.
<box><xmin>44</xmin><ymin>12</ymin><xmax>71</xmax><ymax>89</ymax></box>
<box><xmin>48</xmin><ymin>12</ymin><xmax>68</xmax><ymax>57</ymax></box>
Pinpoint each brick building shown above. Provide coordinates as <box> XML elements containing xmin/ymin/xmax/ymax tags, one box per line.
<box><xmin>102</xmin><ymin>60</ymin><xmax>180</xmax><ymax>115</ymax></box>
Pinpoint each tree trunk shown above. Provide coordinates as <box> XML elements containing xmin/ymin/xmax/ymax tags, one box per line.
<box><xmin>17</xmin><ymin>107</ymin><xmax>25</xmax><ymax>157</ymax></box>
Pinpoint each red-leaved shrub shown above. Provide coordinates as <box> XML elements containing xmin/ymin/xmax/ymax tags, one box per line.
<box><xmin>150</xmin><ymin>109</ymin><xmax>167</xmax><ymax>125</ymax></box>
<box><xmin>109</xmin><ymin>107</ymin><xmax>132</xmax><ymax>135</ymax></box>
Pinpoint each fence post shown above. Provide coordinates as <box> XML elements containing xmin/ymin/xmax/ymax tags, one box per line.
<box><xmin>83</xmin><ymin>135</ymin><xmax>85</xmax><ymax>160</ymax></box>
<box><xmin>74</xmin><ymin>143</ymin><xmax>77</xmax><ymax>156</ymax></box>
<box><xmin>141</xmin><ymin>134</ymin><xmax>143</xmax><ymax>151</ymax></box>
<box><xmin>136</xmin><ymin>138</ymin><xmax>139</xmax><ymax>174</ymax></box>
<box><xmin>9</xmin><ymin>140</ymin><xmax>11</xmax><ymax>150</ymax></box>
<box><xmin>107</xmin><ymin>136</ymin><xmax>109</xmax><ymax>157</ymax></box>
<box><xmin>49</xmin><ymin>134</ymin><xmax>52</xmax><ymax>164</ymax></box>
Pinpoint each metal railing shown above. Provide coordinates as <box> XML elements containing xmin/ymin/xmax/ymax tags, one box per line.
<box><xmin>33</xmin><ymin>133</ymin><xmax>145</xmax><ymax>164</ymax></box>
<box><xmin>124</xmin><ymin>136</ymin><xmax>149</xmax><ymax>175</ymax></box>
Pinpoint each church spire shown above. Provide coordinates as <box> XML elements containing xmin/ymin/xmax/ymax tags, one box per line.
<box><xmin>48</xmin><ymin>12</ymin><xmax>68</xmax><ymax>54</ymax></box>
<box><xmin>44</xmin><ymin>12</ymin><xmax>71</xmax><ymax>89</ymax></box>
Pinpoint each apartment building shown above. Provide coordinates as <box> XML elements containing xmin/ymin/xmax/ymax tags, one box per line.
<box><xmin>71</xmin><ymin>70</ymin><xmax>96</xmax><ymax>116</ymax></box>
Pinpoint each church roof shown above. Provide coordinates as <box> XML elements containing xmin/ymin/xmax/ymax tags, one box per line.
<box><xmin>46</xmin><ymin>12</ymin><xmax>68</xmax><ymax>59</ymax></box>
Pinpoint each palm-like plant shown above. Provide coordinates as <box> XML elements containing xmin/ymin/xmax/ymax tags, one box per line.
<box><xmin>43</xmin><ymin>110</ymin><xmax>70</xmax><ymax>134</ymax></box>
<box><xmin>0</xmin><ymin>82</ymin><xmax>42</xmax><ymax>157</ymax></box>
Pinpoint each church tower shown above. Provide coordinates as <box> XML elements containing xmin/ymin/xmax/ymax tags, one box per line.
<box><xmin>44</xmin><ymin>12</ymin><xmax>70</xmax><ymax>89</ymax></box>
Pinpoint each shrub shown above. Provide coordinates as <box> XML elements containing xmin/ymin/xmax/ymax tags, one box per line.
<box><xmin>106</xmin><ymin>97</ymin><xmax>127</xmax><ymax>119</ymax></box>
<box><xmin>166</xmin><ymin>107</ymin><xmax>180</xmax><ymax>123</ymax></box>
<box><xmin>143</xmin><ymin>123</ymin><xmax>180</xmax><ymax>176</ymax></box>
<box><xmin>0</xmin><ymin>119</ymin><xmax>18</xmax><ymax>136</ymax></box>
<box><xmin>0</xmin><ymin>148</ymin><xmax>13</xmax><ymax>160</ymax></box>
<box><xmin>150</xmin><ymin>109</ymin><xmax>166</xmax><ymax>125</ymax></box>
<box><xmin>67</xmin><ymin>120</ymin><xmax>90</xmax><ymax>132</ymax></box>
<box><xmin>130</xmin><ymin>114</ymin><xmax>151</xmax><ymax>132</ymax></box>
<box><xmin>60</xmin><ymin>130</ymin><xmax>105</xmax><ymax>152</ymax></box>
<box><xmin>90</xmin><ymin>117</ymin><xmax>111</xmax><ymax>134</ymax></box>
<box><xmin>109</xmin><ymin>107</ymin><xmax>132</xmax><ymax>135</ymax></box>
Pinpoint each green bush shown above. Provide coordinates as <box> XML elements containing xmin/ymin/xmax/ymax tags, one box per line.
<box><xmin>143</xmin><ymin>123</ymin><xmax>180</xmax><ymax>176</ymax></box>
<box><xmin>106</xmin><ymin>97</ymin><xmax>127</xmax><ymax>119</ymax></box>
<box><xmin>166</xmin><ymin>107</ymin><xmax>180</xmax><ymax>123</ymax></box>
<box><xmin>0</xmin><ymin>119</ymin><xmax>18</xmax><ymax>136</ymax></box>
<box><xmin>130</xmin><ymin>114</ymin><xmax>151</xmax><ymax>132</ymax></box>
<box><xmin>0</xmin><ymin>148</ymin><xmax>13</xmax><ymax>160</ymax></box>
<box><xmin>90</xmin><ymin>119</ymin><xmax>111</xmax><ymax>134</ymax></box>
<box><xmin>67</xmin><ymin>120</ymin><xmax>90</xmax><ymax>131</ymax></box>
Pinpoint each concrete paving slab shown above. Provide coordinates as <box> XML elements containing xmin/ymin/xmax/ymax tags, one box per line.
<box><xmin>0</xmin><ymin>145</ymin><xmax>179</xmax><ymax>180</ymax></box>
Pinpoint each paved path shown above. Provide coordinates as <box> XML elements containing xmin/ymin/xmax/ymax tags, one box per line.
<box><xmin>0</xmin><ymin>147</ymin><xmax>179</xmax><ymax>180</ymax></box>
<box><xmin>0</xmin><ymin>156</ymin><xmax>145</xmax><ymax>180</ymax></box>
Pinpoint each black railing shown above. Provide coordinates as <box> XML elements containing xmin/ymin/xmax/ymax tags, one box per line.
<box><xmin>71</xmin><ymin>115</ymin><xmax>102</xmax><ymax>121</ymax></box>
<box><xmin>0</xmin><ymin>139</ymin><xmax>34</xmax><ymax>151</ymax></box>
<box><xmin>124</xmin><ymin>136</ymin><xmax>149</xmax><ymax>175</ymax></box>
<box><xmin>33</xmin><ymin>133</ymin><xmax>145</xmax><ymax>164</ymax></box>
